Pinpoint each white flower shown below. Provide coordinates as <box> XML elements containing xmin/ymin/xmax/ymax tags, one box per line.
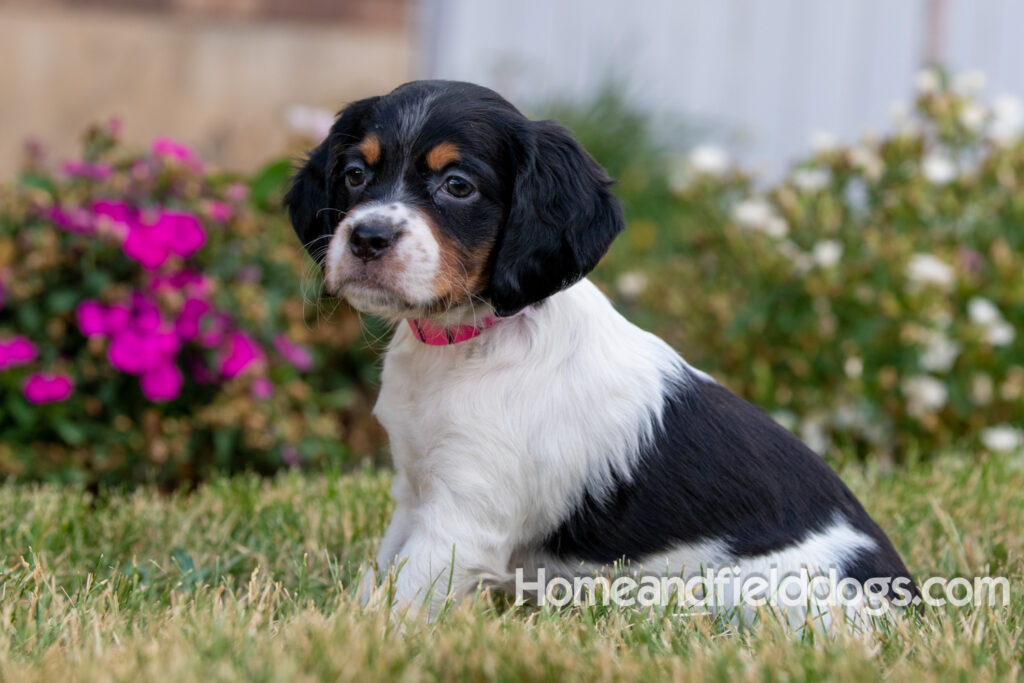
<box><xmin>914</xmin><ymin>68</ymin><xmax>941</xmax><ymax>94</ymax></box>
<box><xmin>968</xmin><ymin>297</ymin><xmax>1002</xmax><ymax>325</ymax></box>
<box><xmin>980</xmin><ymin>425</ymin><xmax>1023</xmax><ymax>453</ymax></box>
<box><xmin>906</xmin><ymin>254</ymin><xmax>955</xmax><ymax>290</ymax></box>
<box><xmin>810</xmin><ymin>130</ymin><xmax>837</xmax><ymax>154</ymax></box>
<box><xmin>688</xmin><ymin>144</ymin><xmax>729</xmax><ymax>176</ymax></box>
<box><xmin>285</xmin><ymin>105</ymin><xmax>334</xmax><ymax>141</ymax></box>
<box><xmin>616</xmin><ymin>271</ymin><xmax>648</xmax><ymax>298</ymax></box>
<box><xmin>812</xmin><ymin>240</ymin><xmax>843</xmax><ymax>268</ymax></box>
<box><xmin>920</xmin><ymin>331</ymin><xmax>960</xmax><ymax>373</ymax></box>
<box><xmin>987</xmin><ymin>320</ymin><xmax>1016</xmax><ymax>346</ymax></box>
<box><xmin>902</xmin><ymin>374</ymin><xmax>948</xmax><ymax>417</ymax></box>
<box><xmin>772</xmin><ymin>410</ymin><xmax>798</xmax><ymax>432</ymax></box>
<box><xmin>959</xmin><ymin>102</ymin><xmax>987</xmax><ymax>132</ymax></box>
<box><xmin>844</xmin><ymin>356</ymin><xmax>864</xmax><ymax>379</ymax></box>
<box><xmin>732</xmin><ymin>199</ymin><xmax>789</xmax><ymax>238</ymax></box>
<box><xmin>792</xmin><ymin>167</ymin><xmax>831</xmax><ymax>193</ymax></box>
<box><xmin>799</xmin><ymin>414</ymin><xmax>831</xmax><ymax>455</ymax></box>
<box><xmin>762</xmin><ymin>216</ymin><xmax>789</xmax><ymax>238</ymax></box>
<box><xmin>953</xmin><ymin>69</ymin><xmax>987</xmax><ymax>95</ymax></box>
<box><xmin>922</xmin><ymin>152</ymin><xmax>957</xmax><ymax>184</ymax></box>
<box><xmin>990</xmin><ymin>94</ymin><xmax>1024</xmax><ymax>144</ymax></box>
<box><xmin>849</xmin><ymin>145</ymin><xmax>883</xmax><ymax>181</ymax></box>
<box><xmin>733</xmin><ymin>198</ymin><xmax>772</xmax><ymax>227</ymax></box>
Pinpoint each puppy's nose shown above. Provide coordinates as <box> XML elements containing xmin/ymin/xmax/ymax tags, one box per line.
<box><xmin>348</xmin><ymin>221</ymin><xmax>397</xmax><ymax>262</ymax></box>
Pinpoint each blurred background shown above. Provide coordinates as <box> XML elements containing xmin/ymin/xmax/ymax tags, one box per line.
<box><xmin>6</xmin><ymin>0</ymin><xmax>1024</xmax><ymax>176</ymax></box>
<box><xmin>1</xmin><ymin>0</ymin><xmax>1022</xmax><ymax>486</ymax></box>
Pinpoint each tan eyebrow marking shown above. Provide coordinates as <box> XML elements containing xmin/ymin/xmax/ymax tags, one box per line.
<box><xmin>426</xmin><ymin>142</ymin><xmax>461</xmax><ymax>172</ymax></box>
<box><xmin>358</xmin><ymin>133</ymin><xmax>381</xmax><ymax>165</ymax></box>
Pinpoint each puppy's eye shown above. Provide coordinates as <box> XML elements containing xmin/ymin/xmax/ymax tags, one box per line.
<box><xmin>344</xmin><ymin>167</ymin><xmax>366</xmax><ymax>188</ymax></box>
<box><xmin>442</xmin><ymin>175</ymin><xmax>475</xmax><ymax>199</ymax></box>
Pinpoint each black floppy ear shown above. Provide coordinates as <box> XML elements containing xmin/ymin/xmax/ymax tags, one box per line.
<box><xmin>284</xmin><ymin>96</ymin><xmax>379</xmax><ymax>264</ymax></box>
<box><xmin>485</xmin><ymin>120</ymin><xmax>624</xmax><ymax>317</ymax></box>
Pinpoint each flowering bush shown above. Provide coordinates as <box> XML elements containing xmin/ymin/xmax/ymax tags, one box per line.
<box><xmin>587</xmin><ymin>69</ymin><xmax>1023</xmax><ymax>462</ymax></box>
<box><xmin>0</xmin><ymin>122</ymin><xmax>381</xmax><ymax>485</ymax></box>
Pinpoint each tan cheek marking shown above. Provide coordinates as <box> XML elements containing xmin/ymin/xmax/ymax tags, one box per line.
<box><xmin>358</xmin><ymin>134</ymin><xmax>381</xmax><ymax>165</ymax></box>
<box><xmin>424</xmin><ymin>216</ymin><xmax>493</xmax><ymax>302</ymax></box>
<box><xmin>426</xmin><ymin>142</ymin><xmax>460</xmax><ymax>172</ymax></box>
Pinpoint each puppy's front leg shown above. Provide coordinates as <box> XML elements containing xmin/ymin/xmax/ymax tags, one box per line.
<box><xmin>388</xmin><ymin>521</ymin><xmax>505</xmax><ymax>620</ymax></box>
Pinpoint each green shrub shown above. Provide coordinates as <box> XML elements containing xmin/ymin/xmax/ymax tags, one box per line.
<box><xmin>0</xmin><ymin>122</ymin><xmax>382</xmax><ymax>486</ymax></box>
<box><xmin>574</xmin><ymin>70</ymin><xmax>1023</xmax><ymax>462</ymax></box>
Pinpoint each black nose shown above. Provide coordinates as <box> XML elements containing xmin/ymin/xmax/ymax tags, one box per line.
<box><xmin>348</xmin><ymin>221</ymin><xmax>397</xmax><ymax>262</ymax></box>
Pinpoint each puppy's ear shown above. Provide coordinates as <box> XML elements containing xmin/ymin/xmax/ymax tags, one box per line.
<box><xmin>485</xmin><ymin>120</ymin><xmax>624</xmax><ymax>317</ymax></box>
<box><xmin>284</xmin><ymin>96</ymin><xmax>380</xmax><ymax>264</ymax></box>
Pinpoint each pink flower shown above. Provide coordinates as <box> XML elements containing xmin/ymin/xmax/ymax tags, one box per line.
<box><xmin>62</xmin><ymin>160</ymin><xmax>113</xmax><ymax>180</ymax></box>
<box><xmin>123</xmin><ymin>223</ymin><xmax>170</xmax><ymax>270</ymax></box>
<box><xmin>220</xmin><ymin>332</ymin><xmax>262</xmax><ymax>378</ymax></box>
<box><xmin>225</xmin><ymin>182</ymin><xmax>250</xmax><ymax>203</ymax></box>
<box><xmin>0</xmin><ymin>336</ymin><xmax>38</xmax><ymax>371</ymax></box>
<box><xmin>198</xmin><ymin>313</ymin><xmax>231</xmax><ymax>348</ymax></box>
<box><xmin>153</xmin><ymin>211</ymin><xmax>206</xmax><ymax>257</ymax></box>
<box><xmin>175</xmin><ymin>298</ymin><xmax>211</xmax><ymax>341</ymax></box>
<box><xmin>108</xmin><ymin>327</ymin><xmax>178</xmax><ymax>375</ymax></box>
<box><xmin>251</xmin><ymin>376</ymin><xmax>274</xmax><ymax>400</ymax></box>
<box><xmin>140</xmin><ymin>362</ymin><xmax>183</xmax><ymax>402</ymax></box>
<box><xmin>151</xmin><ymin>136</ymin><xmax>201</xmax><ymax>171</ymax></box>
<box><xmin>107</xmin><ymin>117</ymin><xmax>122</xmax><ymax>137</ymax></box>
<box><xmin>122</xmin><ymin>210</ymin><xmax>206</xmax><ymax>269</ymax></box>
<box><xmin>76</xmin><ymin>300</ymin><xmax>107</xmax><ymax>337</ymax></box>
<box><xmin>91</xmin><ymin>199</ymin><xmax>134</xmax><ymax>225</ymax></box>
<box><xmin>49</xmin><ymin>206</ymin><xmax>94</xmax><ymax>234</ymax></box>
<box><xmin>273</xmin><ymin>334</ymin><xmax>313</xmax><ymax>372</ymax></box>
<box><xmin>104</xmin><ymin>303</ymin><xmax>131</xmax><ymax>332</ymax></box>
<box><xmin>23</xmin><ymin>372</ymin><xmax>74</xmax><ymax>404</ymax></box>
<box><xmin>206</xmin><ymin>201</ymin><xmax>233</xmax><ymax>222</ymax></box>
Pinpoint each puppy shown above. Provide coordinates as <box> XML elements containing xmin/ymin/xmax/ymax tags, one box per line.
<box><xmin>286</xmin><ymin>80</ymin><xmax>918</xmax><ymax>626</ymax></box>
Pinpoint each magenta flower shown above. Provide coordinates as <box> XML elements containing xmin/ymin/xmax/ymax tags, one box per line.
<box><xmin>91</xmin><ymin>199</ymin><xmax>134</xmax><ymax>226</ymax></box>
<box><xmin>220</xmin><ymin>332</ymin><xmax>262</xmax><ymax>378</ymax></box>
<box><xmin>0</xmin><ymin>336</ymin><xmax>38</xmax><ymax>371</ymax></box>
<box><xmin>123</xmin><ymin>223</ymin><xmax>170</xmax><ymax>270</ymax></box>
<box><xmin>273</xmin><ymin>334</ymin><xmax>313</xmax><ymax>372</ymax></box>
<box><xmin>108</xmin><ymin>327</ymin><xmax>178</xmax><ymax>375</ymax></box>
<box><xmin>76</xmin><ymin>300</ymin><xmax>107</xmax><ymax>337</ymax></box>
<box><xmin>104</xmin><ymin>303</ymin><xmax>131</xmax><ymax>332</ymax></box>
<box><xmin>251</xmin><ymin>376</ymin><xmax>274</xmax><ymax>400</ymax></box>
<box><xmin>175</xmin><ymin>297</ymin><xmax>211</xmax><ymax>341</ymax></box>
<box><xmin>154</xmin><ymin>211</ymin><xmax>206</xmax><ymax>257</ymax></box>
<box><xmin>23</xmin><ymin>372</ymin><xmax>74</xmax><ymax>404</ymax></box>
<box><xmin>140</xmin><ymin>362</ymin><xmax>183</xmax><ymax>402</ymax></box>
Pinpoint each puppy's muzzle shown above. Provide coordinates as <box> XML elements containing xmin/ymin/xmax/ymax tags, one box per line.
<box><xmin>348</xmin><ymin>219</ymin><xmax>401</xmax><ymax>262</ymax></box>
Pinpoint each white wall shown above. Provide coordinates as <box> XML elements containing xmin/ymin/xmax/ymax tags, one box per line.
<box><xmin>418</xmin><ymin>0</ymin><xmax>1024</xmax><ymax>175</ymax></box>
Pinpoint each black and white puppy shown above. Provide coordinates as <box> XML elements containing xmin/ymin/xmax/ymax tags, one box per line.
<box><xmin>286</xmin><ymin>80</ymin><xmax>918</xmax><ymax>625</ymax></box>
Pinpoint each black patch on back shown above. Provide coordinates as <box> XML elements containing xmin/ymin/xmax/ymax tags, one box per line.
<box><xmin>543</xmin><ymin>376</ymin><xmax>916</xmax><ymax>589</ymax></box>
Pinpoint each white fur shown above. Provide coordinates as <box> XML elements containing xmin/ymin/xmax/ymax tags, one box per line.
<box><xmin>325</xmin><ymin>201</ymin><xmax>441</xmax><ymax>316</ymax></box>
<box><xmin>364</xmin><ymin>278</ymin><xmax>883</xmax><ymax>627</ymax></box>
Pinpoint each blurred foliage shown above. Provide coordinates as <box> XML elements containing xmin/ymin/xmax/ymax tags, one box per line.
<box><xmin>563</xmin><ymin>70</ymin><xmax>1023</xmax><ymax>463</ymax></box>
<box><xmin>2</xmin><ymin>69</ymin><xmax>1021</xmax><ymax>486</ymax></box>
<box><xmin>0</xmin><ymin>123</ymin><xmax>383</xmax><ymax>487</ymax></box>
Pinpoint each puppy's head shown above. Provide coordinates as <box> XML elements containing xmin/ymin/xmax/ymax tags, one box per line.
<box><xmin>285</xmin><ymin>80</ymin><xmax>623</xmax><ymax>320</ymax></box>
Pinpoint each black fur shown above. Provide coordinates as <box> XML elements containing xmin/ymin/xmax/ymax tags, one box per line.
<box><xmin>284</xmin><ymin>96</ymin><xmax>380</xmax><ymax>262</ymax></box>
<box><xmin>484</xmin><ymin>120</ymin><xmax>625</xmax><ymax>317</ymax></box>
<box><xmin>544</xmin><ymin>375</ymin><xmax>919</xmax><ymax>597</ymax></box>
<box><xmin>283</xmin><ymin>81</ymin><xmax>623</xmax><ymax>315</ymax></box>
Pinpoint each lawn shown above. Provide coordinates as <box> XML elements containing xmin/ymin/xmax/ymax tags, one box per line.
<box><xmin>1</xmin><ymin>453</ymin><xmax>1022</xmax><ymax>682</ymax></box>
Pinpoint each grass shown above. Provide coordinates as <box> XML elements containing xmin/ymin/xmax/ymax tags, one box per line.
<box><xmin>1</xmin><ymin>454</ymin><xmax>1022</xmax><ymax>681</ymax></box>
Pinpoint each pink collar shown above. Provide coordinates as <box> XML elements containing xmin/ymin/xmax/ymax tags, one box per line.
<box><xmin>406</xmin><ymin>315</ymin><xmax>499</xmax><ymax>345</ymax></box>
